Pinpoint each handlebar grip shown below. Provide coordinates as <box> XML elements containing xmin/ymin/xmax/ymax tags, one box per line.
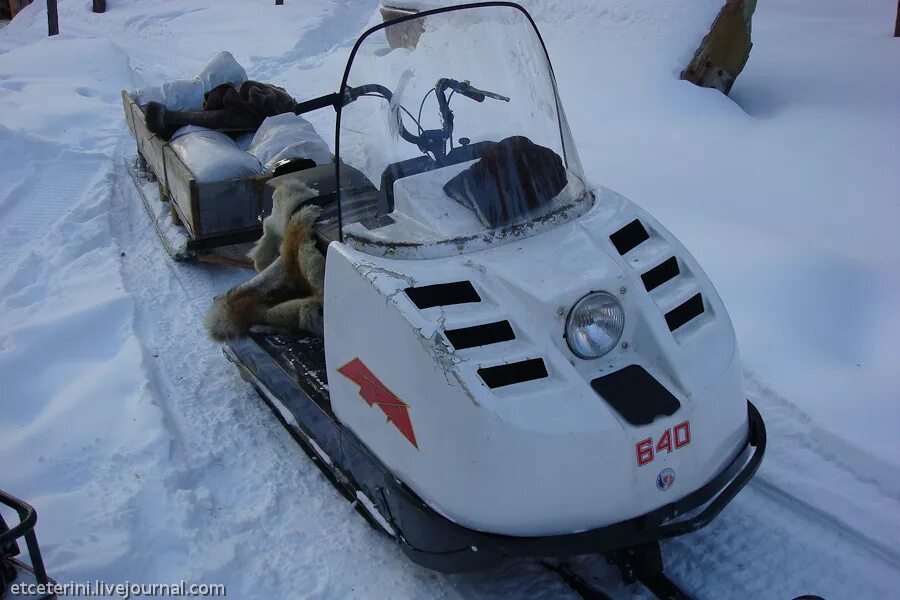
<box><xmin>292</xmin><ymin>92</ymin><xmax>342</xmax><ymax>115</ymax></box>
<box><xmin>460</xmin><ymin>89</ymin><xmax>486</xmax><ymax>102</ymax></box>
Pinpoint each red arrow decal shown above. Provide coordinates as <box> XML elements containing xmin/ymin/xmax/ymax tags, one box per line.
<box><xmin>337</xmin><ymin>358</ymin><xmax>419</xmax><ymax>449</ymax></box>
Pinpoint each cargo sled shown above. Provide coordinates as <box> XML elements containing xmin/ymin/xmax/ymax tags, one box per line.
<box><xmin>122</xmin><ymin>90</ymin><xmax>273</xmax><ymax>264</ymax></box>
<box><xmin>223</xmin><ymin>3</ymin><xmax>766</xmax><ymax>597</ymax></box>
<box><xmin>122</xmin><ymin>67</ymin><xmax>333</xmax><ymax>266</ymax></box>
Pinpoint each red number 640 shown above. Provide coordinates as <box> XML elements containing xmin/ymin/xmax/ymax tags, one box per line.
<box><xmin>636</xmin><ymin>421</ymin><xmax>691</xmax><ymax>467</ymax></box>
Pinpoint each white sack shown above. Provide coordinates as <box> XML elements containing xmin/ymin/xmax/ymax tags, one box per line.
<box><xmin>131</xmin><ymin>51</ymin><xmax>247</xmax><ymax>111</ymax></box>
<box><xmin>234</xmin><ymin>132</ymin><xmax>256</xmax><ymax>152</ymax></box>
<box><xmin>248</xmin><ymin>113</ymin><xmax>333</xmax><ymax>171</ymax></box>
<box><xmin>196</xmin><ymin>51</ymin><xmax>247</xmax><ymax>93</ymax></box>
<box><xmin>169</xmin><ymin>126</ymin><xmax>263</xmax><ymax>183</ymax></box>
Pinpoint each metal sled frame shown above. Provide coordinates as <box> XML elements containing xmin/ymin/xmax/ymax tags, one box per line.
<box><xmin>225</xmin><ymin>332</ymin><xmax>766</xmax><ymax>574</ymax></box>
<box><xmin>1</xmin><ymin>491</ymin><xmax>55</xmax><ymax>600</ymax></box>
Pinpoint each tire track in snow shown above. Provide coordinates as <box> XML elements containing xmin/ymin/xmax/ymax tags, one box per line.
<box><xmin>0</xmin><ymin>153</ymin><xmax>105</xmax><ymax>264</ymax></box>
<box><xmin>566</xmin><ymin>475</ymin><xmax>900</xmax><ymax>600</ymax></box>
<box><xmin>751</xmin><ymin>475</ymin><xmax>900</xmax><ymax>571</ymax></box>
<box><xmin>742</xmin><ymin>370</ymin><xmax>900</xmax><ymax>570</ymax></box>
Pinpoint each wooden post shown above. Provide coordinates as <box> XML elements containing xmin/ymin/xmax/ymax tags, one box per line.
<box><xmin>275</xmin><ymin>0</ymin><xmax>284</xmax><ymax>5</ymax></box>
<box><xmin>47</xmin><ymin>0</ymin><xmax>58</xmax><ymax>35</ymax></box>
<box><xmin>93</xmin><ymin>0</ymin><xmax>105</xmax><ymax>13</ymax></box>
<box><xmin>895</xmin><ymin>0</ymin><xmax>899</xmax><ymax>37</ymax></box>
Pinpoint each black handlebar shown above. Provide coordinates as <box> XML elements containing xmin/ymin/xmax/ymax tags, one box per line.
<box><xmin>292</xmin><ymin>92</ymin><xmax>343</xmax><ymax>115</ymax></box>
<box><xmin>437</xmin><ymin>78</ymin><xmax>511</xmax><ymax>105</ymax></box>
<box><xmin>292</xmin><ymin>78</ymin><xmax>509</xmax><ymax>162</ymax></box>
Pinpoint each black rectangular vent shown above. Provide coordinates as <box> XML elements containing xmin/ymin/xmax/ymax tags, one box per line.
<box><xmin>641</xmin><ymin>257</ymin><xmax>680</xmax><ymax>292</ymax></box>
<box><xmin>405</xmin><ymin>281</ymin><xmax>480</xmax><ymax>310</ymax></box>
<box><xmin>665</xmin><ymin>293</ymin><xmax>704</xmax><ymax>331</ymax></box>
<box><xmin>478</xmin><ymin>358</ymin><xmax>548</xmax><ymax>389</ymax></box>
<box><xmin>591</xmin><ymin>365</ymin><xmax>681</xmax><ymax>426</ymax></box>
<box><xmin>609</xmin><ymin>219</ymin><xmax>650</xmax><ymax>255</ymax></box>
<box><xmin>444</xmin><ymin>321</ymin><xmax>515</xmax><ymax>350</ymax></box>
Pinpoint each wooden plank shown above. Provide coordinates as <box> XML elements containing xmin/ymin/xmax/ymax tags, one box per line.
<box><xmin>197</xmin><ymin>253</ymin><xmax>254</xmax><ymax>270</ymax></box>
<box><xmin>120</xmin><ymin>90</ymin><xmax>136</xmax><ymax>136</ymax></box>
<box><xmin>162</xmin><ymin>144</ymin><xmax>201</xmax><ymax>236</ymax></box>
<box><xmin>895</xmin><ymin>0</ymin><xmax>899</xmax><ymax>37</ymax></box>
<box><xmin>124</xmin><ymin>94</ymin><xmax>167</xmax><ymax>189</ymax></box>
<box><xmin>196</xmin><ymin>175</ymin><xmax>267</xmax><ymax>236</ymax></box>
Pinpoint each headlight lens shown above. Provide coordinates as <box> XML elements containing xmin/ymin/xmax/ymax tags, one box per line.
<box><xmin>565</xmin><ymin>292</ymin><xmax>625</xmax><ymax>359</ymax></box>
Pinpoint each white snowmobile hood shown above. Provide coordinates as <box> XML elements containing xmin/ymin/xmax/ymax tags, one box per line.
<box><xmin>324</xmin><ymin>184</ymin><xmax>748</xmax><ymax>535</ymax></box>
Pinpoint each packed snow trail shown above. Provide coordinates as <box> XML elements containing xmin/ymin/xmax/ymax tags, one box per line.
<box><xmin>1</xmin><ymin>1</ymin><xmax>899</xmax><ymax>599</ymax></box>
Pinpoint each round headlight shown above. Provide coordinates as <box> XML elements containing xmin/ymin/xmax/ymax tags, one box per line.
<box><xmin>565</xmin><ymin>292</ymin><xmax>625</xmax><ymax>359</ymax></box>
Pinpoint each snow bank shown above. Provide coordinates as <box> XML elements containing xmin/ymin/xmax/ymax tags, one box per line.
<box><xmin>0</xmin><ymin>36</ymin><xmax>134</xmax><ymax>148</ymax></box>
<box><xmin>0</xmin><ymin>120</ymin><xmax>172</xmax><ymax>579</ymax></box>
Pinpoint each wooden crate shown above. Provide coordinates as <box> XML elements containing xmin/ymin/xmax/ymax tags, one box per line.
<box><xmin>121</xmin><ymin>90</ymin><xmax>272</xmax><ymax>246</ymax></box>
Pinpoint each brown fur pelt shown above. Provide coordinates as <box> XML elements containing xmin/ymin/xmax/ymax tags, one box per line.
<box><xmin>204</xmin><ymin>181</ymin><xmax>325</xmax><ymax>340</ymax></box>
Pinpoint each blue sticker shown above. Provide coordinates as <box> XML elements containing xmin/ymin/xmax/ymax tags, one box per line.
<box><xmin>656</xmin><ymin>468</ymin><xmax>675</xmax><ymax>491</ymax></box>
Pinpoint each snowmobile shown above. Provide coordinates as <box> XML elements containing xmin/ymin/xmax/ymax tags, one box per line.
<box><xmin>1</xmin><ymin>490</ymin><xmax>55</xmax><ymax>600</ymax></box>
<box><xmin>223</xmin><ymin>2</ymin><xmax>766</xmax><ymax>597</ymax></box>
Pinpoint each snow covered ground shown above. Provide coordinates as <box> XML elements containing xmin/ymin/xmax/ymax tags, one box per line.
<box><xmin>0</xmin><ymin>1</ymin><xmax>898</xmax><ymax>598</ymax></box>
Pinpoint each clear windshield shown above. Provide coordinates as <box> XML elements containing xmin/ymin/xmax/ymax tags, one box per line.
<box><xmin>336</xmin><ymin>4</ymin><xmax>591</xmax><ymax>258</ymax></box>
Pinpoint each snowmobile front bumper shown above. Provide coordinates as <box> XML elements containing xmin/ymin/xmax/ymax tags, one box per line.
<box><xmin>225</xmin><ymin>334</ymin><xmax>766</xmax><ymax>573</ymax></box>
<box><xmin>393</xmin><ymin>401</ymin><xmax>766</xmax><ymax>572</ymax></box>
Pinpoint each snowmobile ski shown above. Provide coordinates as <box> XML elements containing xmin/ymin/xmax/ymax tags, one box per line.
<box><xmin>543</xmin><ymin>557</ymin><xmax>695</xmax><ymax>600</ymax></box>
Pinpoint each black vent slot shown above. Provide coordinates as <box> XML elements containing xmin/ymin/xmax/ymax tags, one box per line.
<box><xmin>445</xmin><ymin>321</ymin><xmax>515</xmax><ymax>350</ymax></box>
<box><xmin>405</xmin><ymin>281</ymin><xmax>480</xmax><ymax>309</ymax></box>
<box><xmin>591</xmin><ymin>365</ymin><xmax>680</xmax><ymax>425</ymax></box>
<box><xmin>665</xmin><ymin>293</ymin><xmax>704</xmax><ymax>331</ymax></box>
<box><xmin>478</xmin><ymin>359</ymin><xmax>548</xmax><ymax>389</ymax></box>
<box><xmin>641</xmin><ymin>257</ymin><xmax>680</xmax><ymax>292</ymax></box>
<box><xmin>610</xmin><ymin>219</ymin><xmax>650</xmax><ymax>255</ymax></box>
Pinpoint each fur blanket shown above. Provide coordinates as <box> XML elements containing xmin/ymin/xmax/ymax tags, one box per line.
<box><xmin>204</xmin><ymin>181</ymin><xmax>325</xmax><ymax>340</ymax></box>
<box><xmin>146</xmin><ymin>80</ymin><xmax>297</xmax><ymax>140</ymax></box>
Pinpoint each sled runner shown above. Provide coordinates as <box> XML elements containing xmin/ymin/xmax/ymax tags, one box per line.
<box><xmin>0</xmin><ymin>490</ymin><xmax>55</xmax><ymax>600</ymax></box>
<box><xmin>221</xmin><ymin>3</ymin><xmax>767</xmax><ymax>597</ymax></box>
